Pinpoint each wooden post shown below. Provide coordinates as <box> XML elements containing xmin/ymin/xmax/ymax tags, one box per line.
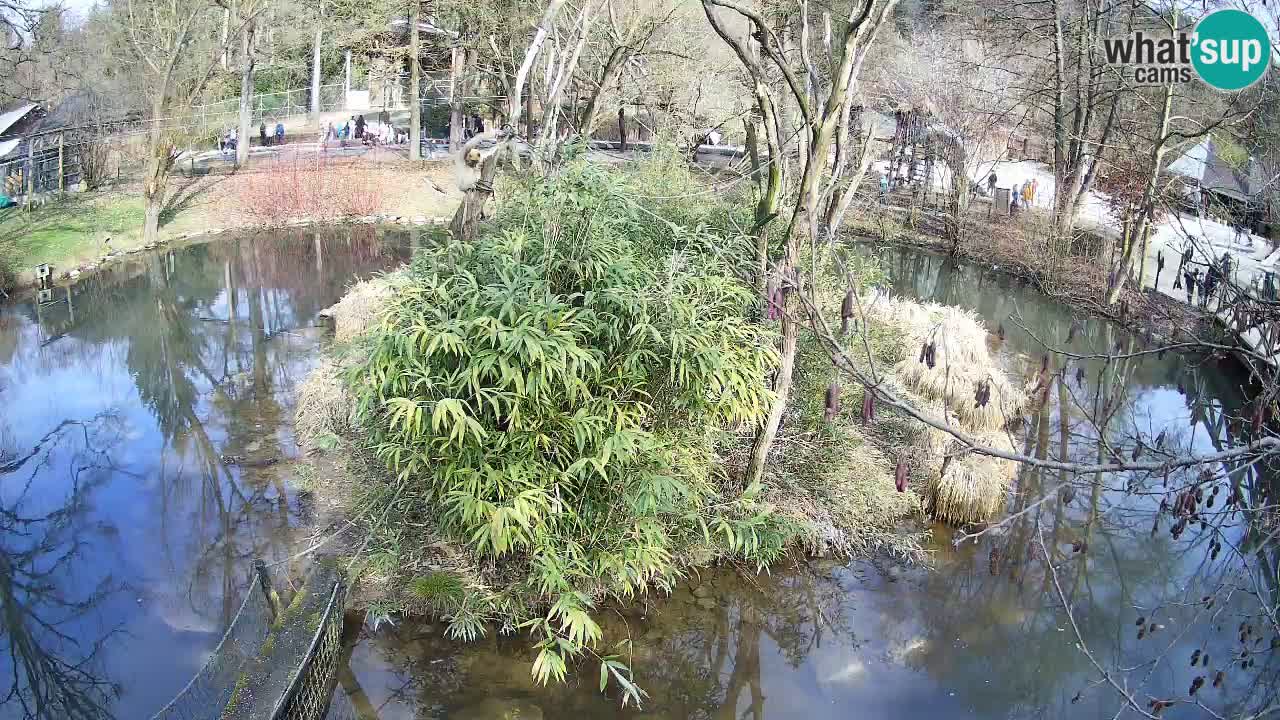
<box><xmin>58</xmin><ymin>134</ymin><xmax>64</xmax><ymax>192</ymax></box>
<box><xmin>25</xmin><ymin>137</ymin><xmax>34</xmax><ymax>209</ymax></box>
<box><xmin>254</xmin><ymin>559</ymin><xmax>283</xmax><ymax>621</ymax></box>
<box><xmin>618</xmin><ymin>107</ymin><xmax>626</xmax><ymax>151</ymax></box>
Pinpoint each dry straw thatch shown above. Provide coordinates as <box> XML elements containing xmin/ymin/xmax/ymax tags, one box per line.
<box><xmin>919</xmin><ymin>429</ymin><xmax>1018</xmax><ymax>525</ymax></box>
<box><xmin>863</xmin><ymin>295</ymin><xmax>1023</xmax><ymax>526</ymax></box>
<box><xmin>319</xmin><ymin>277</ymin><xmax>397</xmax><ymax>343</ymax></box>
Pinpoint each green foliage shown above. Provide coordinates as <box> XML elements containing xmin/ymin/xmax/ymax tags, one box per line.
<box><xmin>1212</xmin><ymin>133</ymin><xmax>1249</xmax><ymax>170</ymax></box>
<box><xmin>348</xmin><ymin>159</ymin><xmax>787</xmax><ymax>703</ymax></box>
<box><xmin>410</xmin><ymin>571</ymin><xmax>466</xmax><ymax>607</ymax></box>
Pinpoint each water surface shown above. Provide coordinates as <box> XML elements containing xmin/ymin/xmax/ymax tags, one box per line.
<box><xmin>0</xmin><ymin>225</ymin><xmax>414</xmax><ymax>719</ymax></box>
<box><xmin>1</xmin><ymin>237</ymin><xmax>1275</xmax><ymax>720</ymax></box>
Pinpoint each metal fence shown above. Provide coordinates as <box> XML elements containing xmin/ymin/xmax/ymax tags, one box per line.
<box><xmin>192</xmin><ymin>85</ymin><xmax>349</xmax><ymax>129</ymax></box>
<box><xmin>270</xmin><ymin>578</ymin><xmax>347</xmax><ymax>720</ymax></box>
<box><xmin>149</xmin><ymin>574</ymin><xmax>275</xmax><ymax>720</ymax></box>
<box><xmin>147</xmin><ymin>561</ymin><xmax>348</xmax><ymax>720</ymax></box>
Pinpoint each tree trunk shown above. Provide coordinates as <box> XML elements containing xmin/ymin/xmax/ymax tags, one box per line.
<box><xmin>408</xmin><ymin>0</ymin><xmax>421</xmax><ymax>160</ymax></box>
<box><xmin>343</xmin><ymin>50</ymin><xmax>351</xmax><ymax>99</ymax></box>
<box><xmin>578</xmin><ymin>46</ymin><xmax>627</xmax><ymax>135</ymax></box>
<box><xmin>1104</xmin><ymin>73</ymin><xmax>1174</xmax><ymax>305</ymax></box>
<box><xmin>143</xmin><ymin>136</ymin><xmax>173</xmax><ymax>244</ymax></box>
<box><xmin>310</xmin><ymin>17</ymin><xmax>322</xmax><ymax>125</ymax></box>
<box><xmin>741</xmin><ymin>0</ymin><xmax>899</xmax><ymax>489</ymax></box>
<box><xmin>744</xmin><ymin>114</ymin><xmax>761</xmax><ymax>188</ymax></box>
<box><xmin>448</xmin><ymin>44</ymin><xmax>467</xmax><ymax>152</ymax></box>
<box><xmin>524</xmin><ymin>86</ymin><xmax>533</xmax><ymax>139</ymax></box>
<box><xmin>237</xmin><ymin>17</ymin><xmax>257</xmax><ymax>167</ymax></box>
<box><xmin>450</xmin><ymin>148</ymin><xmax>501</xmax><ymax>241</ymax></box>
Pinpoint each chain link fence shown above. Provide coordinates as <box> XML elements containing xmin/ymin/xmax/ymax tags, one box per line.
<box><xmin>147</xmin><ymin>561</ymin><xmax>349</xmax><ymax>720</ymax></box>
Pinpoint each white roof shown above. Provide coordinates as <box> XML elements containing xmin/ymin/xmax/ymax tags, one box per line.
<box><xmin>0</xmin><ymin>103</ymin><xmax>37</xmax><ymax>136</ymax></box>
<box><xmin>0</xmin><ymin>138</ymin><xmax>20</xmax><ymax>158</ymax></box>
<box><xmin>1167</xmin><ymin>138</ymin><xmax>1210</xmax><ymax>183</ymax></box>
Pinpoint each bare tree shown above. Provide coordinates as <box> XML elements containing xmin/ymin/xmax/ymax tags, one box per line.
<box><xmin>122</xmin><ymin>0</ymin><xmax>243</xmax><ymax>243</ymax></box>
<box><xmin>703</xmin><ymin>0</ymin><xmax>900</xmax><ymax>489</ymax></box>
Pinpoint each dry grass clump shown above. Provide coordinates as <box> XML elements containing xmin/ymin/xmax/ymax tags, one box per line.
<box><xmin>893</xmin><ymin>359</ymin><xmax>1021</xmax><ymax>433</ymax></box>
<box><xmin>861</xmin><ymin>294</ymin><xmax>1022</xmax><ymax>526</ymax></box>
<box><xmin>319</xmin><ymin>276</ymin><xmax>398</xmax><ymax>343</ymax></box>
<box><xmin>294</xmin><ymin>357</ymin><xmax>355</xmax><ymax>446</ymax></box>
<box><xmin>917</xmin><ymin>428</ymin><xmax>1018</xmax><ymax>525</ymax></box>
<box><xmin>765</xmin><ymin>422</ymin><xmax>924</xmax><ymax>561</ymax></box>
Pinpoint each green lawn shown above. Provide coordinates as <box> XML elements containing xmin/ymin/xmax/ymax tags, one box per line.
<box><xmin>0</xmin><ymin>193</ymin><xmax>145</xmax><ymax>270</ymax></box>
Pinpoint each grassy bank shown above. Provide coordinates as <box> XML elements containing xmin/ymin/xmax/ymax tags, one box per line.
<box><xmin>1</xmin><ymin>193</ymin><xmax>145</xmax><ymax>269</ymax></box>
<box><xmin>0</xmin><ymin>156</ymin><xmax>462</xmax><ymax>290</ymax></box>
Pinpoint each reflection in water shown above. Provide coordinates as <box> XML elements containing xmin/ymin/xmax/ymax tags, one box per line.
<box><xmin>333</xmin><ymin>245</ymin><xmax>1277</xmax><ymax>720</ymax></box>
<box><xmin>0</xmin><ymin>226</ymin><xmax>411</xmax><ymax>719</ymax></box>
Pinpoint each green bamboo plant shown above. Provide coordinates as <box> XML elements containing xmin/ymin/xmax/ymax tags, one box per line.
<box><xmin>348</xmin><ymin>160</ymin><xmax>789</xmax><ymax>704</ymax></box>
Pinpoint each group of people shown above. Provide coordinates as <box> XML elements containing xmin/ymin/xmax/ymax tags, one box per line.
<box><xmin>442</xmin><ymin>113</ymin><xmax>487</xmax><ymax>141</ymax></box>
<box><xmin>258</xmin><ymin>121</ymin><xmax>286</xmax><ymax>147</ymax></box>
<box><xmin>981</xmin><ymin>172</ymin><xmax>1039</xmax><ymax>215</ymax></box>
<box><xmin>1176</xmin><ymin>245</ymin><xmax>1235</xmax><ymax>308</ymax></box>
<box><xmin>218</xmin><ymin>127</ymin><xmax>238</xmax><ymax>155</ymax></box>
<box><xmin>1010</xmin><ymin>178</ymin><xmax>1039</xmax><ymax>212</ymax></box>
<box><xmin>323</xmin><ymin>112</ymin><xmax>404</xmax><ymax>147</ymax></box>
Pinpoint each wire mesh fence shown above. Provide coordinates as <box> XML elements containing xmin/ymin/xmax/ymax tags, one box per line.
<box><xmin>148</xmin><ymin>578</ymin><xmax>274</xmax><ymax>720</ymax></box>
<box><xmin>146</xmin><ymin>562</ymin><xmax>351</xmax><ymax>720</ymax></box>
<box><xmin>192</xmin><ymin>85</ymin><xmax>348</xmax><ymax>130</ymax></box>
<box><xmin>270</xmin><ymin>578</ymin><xmax>347</xmax><ymax>720</ymax></box>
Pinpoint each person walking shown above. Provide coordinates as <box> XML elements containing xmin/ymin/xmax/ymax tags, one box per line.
<box><xmin>355</xmin><ymin>114</ymin><xmax>366</xmax><ymax>140</ymax></box>
<box><xmin>274</xmin><ymin>121</ymin><xmax>285</xmax><ymax>146</ymax></box>
<box><xmin>987</xmin><ymin>171</ymin><xmax>997</xmax><ymax>195</ymax></box>
<box><xmin>471</xmin><ymin>113</ymin><xmax>485</xmax><ymax>137</ymax></box>
<box><xmin>1186</xmin><ymin>267</ymin><xmax>1199</xmax><ymax>304</ymax></box>
<box><xmin>1203</xmin><ymin>262</ymin><xmax>1219</xmax><ymax>307</ymax></box>
<box><xmin>259</xmin><ymin>122</ymin><xmax>268</xmax><ymax>147</ymax></box>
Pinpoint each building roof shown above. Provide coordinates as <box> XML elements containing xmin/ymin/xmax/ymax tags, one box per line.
<box><xmin>0</xmin><ymin>103</ymin><xmax>39</xmax><ymax>137</ymax></box>
<box><xmin>1167</xmin><ymin>136</ymin><xmax>1265</xmax><ymax>202</ymax></box>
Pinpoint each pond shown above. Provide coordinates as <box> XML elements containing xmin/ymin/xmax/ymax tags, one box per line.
<box><xmin>0</xmin><ymin>235</ymin><xmax>1274</xmax><ymax>720</ymax></box>
<box><xmin>0</xmin><ymin>225</ymin><xmax>419</xmax><ymax>719</ymax></box>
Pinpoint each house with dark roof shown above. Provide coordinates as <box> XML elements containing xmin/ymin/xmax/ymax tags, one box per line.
<box><xmin>0</xmin><ymin>95</ymin><xmax>100</xmax><ymax>198</ymax></box>
<box><xmin>1166</xmin><ymin>136</ymin><xmax>1269</xmax><ymax>231</ymax></box>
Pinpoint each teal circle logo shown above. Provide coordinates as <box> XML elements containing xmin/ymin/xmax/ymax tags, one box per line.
<box><xmin>1191</xmin><ymin>9</ymin><xmax>1271</xmax><ymax>91</ymax></box>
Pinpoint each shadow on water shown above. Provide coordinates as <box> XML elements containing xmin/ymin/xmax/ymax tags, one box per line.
<box><xmin>331</xmin><ymin>245</ymin><xmax>1278</xmax><ymax>720</ymax></box>
<box><xmin>0</xmin><ymin>224</ymin><xmax>418</xmax><ymax>720</ymax></box>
